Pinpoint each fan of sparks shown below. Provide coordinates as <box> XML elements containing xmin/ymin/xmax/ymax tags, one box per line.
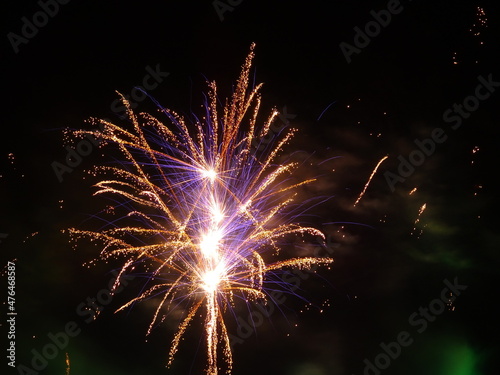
<box><xmin>68</xmin><ymin>44</ymin><xmax>333</xmax><ymax>375</ymax></box>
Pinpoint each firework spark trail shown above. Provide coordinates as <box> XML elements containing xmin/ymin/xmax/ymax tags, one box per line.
<box><xmin>65</xmin><ymin>353</ymin><xmax>70</xmax><ymax>375</ymax></box>
<box><xmin>411</xmin><ymin>203</ymin><xmax>427</xmax><ymax>237</ymax></box>
<box><xmin>67</xmin><ymin>44</ymin><xmax>333</xmax><ymax>375</ymax></box>
<box><xmin>353</xmin><ymin>155</ymin><xmax>389</xmax><ymax>207</ymax></box>
<box><xmin>414</xmin><ymin>203</ymin><xmax>427</xmax><ymax>224</ymax></box>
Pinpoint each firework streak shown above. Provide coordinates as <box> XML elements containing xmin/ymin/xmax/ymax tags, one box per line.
<box><xmin>354</xmin><ymin>155</ymin><xmax>388</xmax><ymax>207</ymax></box>
<box><xmin>67</xmin><ymin>44</ymin><xmax>333</xmax><ymax>374</ymax></box>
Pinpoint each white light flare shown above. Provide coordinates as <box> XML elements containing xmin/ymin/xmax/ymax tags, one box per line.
<box><xmin>201</xmin><ymin>168</ymin><xmax>217</xmax><ymax>182</ymax></box>
<box><xmin>210</xmin><ymin>202</ymin><xmax>224</xmax><ymax>225</ymax></box>
<box><xmin>200</xmin><ymin>229</ymin><xmax>223</xmax><ymax>260</ymax></box>
<box><xmin>202</xmin><ymin>266</ymin><xmax>225</xmax><ymax>293</ymax></box>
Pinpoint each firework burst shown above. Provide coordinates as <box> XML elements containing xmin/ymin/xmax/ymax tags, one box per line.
<box><xmin>67</xmin><ymin>44</ymin><xmax>333</xmax><ymax>374</ymax></box>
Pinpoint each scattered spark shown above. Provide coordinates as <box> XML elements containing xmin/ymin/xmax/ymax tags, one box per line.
<box><xmin>353</xmin><ymin>155</ymin><xmax>389</xmax><ymax>207</ymax></box>
<box><xmin>67</xmin><ymin>44</ymin><xmax>333</xmax><ymax>375</ymax></box>
<box><xmin>409</xmin><ymin>187</ymin><xmax>418</xmax><ymax>195</ymax></box>
<box><xmin>471</xmin><ymin>146</ymin><xmax>482</xmax><ymax>199</ymax></box>
<box><xmin>22</xmin><ymin>232</ymin><xmax>39</xmax><ymax>244</ymax></box>
<box><xmin>473</xmin><ymin>185</ymin><xmax>483</xmax><ymax>197</ymax></box>
<box><xmin>5</xmin><ymin>153</ymin><xmax>23</xmax><ymax>178</ymax></box>
<box><xmin>443</xmin><ymin>291</ymin><xmax>459</xmax><ymax>311</ymax></box>
<box><xmin>471</xmin><ymin>145</ymin><xmax>480</xmax><ymax>165</ymax></box>
<box><xmin>8</xmin><ymin>153</ymin><xmax>15</xmax><ymax>167</ymax></box>
<box><xmin>454</xmin><ymin>7</ymin><xmax>488</xmax><ymax>65</ymax></box>
<box><xmin>470</xmin><ymin>7</ymin><xmax>488</xmax><ymax>44</ymax></box>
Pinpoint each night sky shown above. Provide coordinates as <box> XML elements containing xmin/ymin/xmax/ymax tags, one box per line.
<box><xmin>1</xmin><ymin>1</ymin><xmax>499</xmax><ymax>374</ymax></box>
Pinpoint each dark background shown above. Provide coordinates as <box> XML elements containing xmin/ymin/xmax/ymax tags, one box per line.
<box><xmin>1</xmin><ymin>0</ymin><xmax>499</xmax><ymax>374</ymax></box>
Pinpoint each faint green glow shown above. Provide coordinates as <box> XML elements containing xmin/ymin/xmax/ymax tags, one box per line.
<box><xmin>405</xmin><ymin>244</ymin><xmax>471</xmax><ymax>269</ymax></box>
<box><xmin>439</xmin><ymin>341</ymin><xmax>481</xmax><ymax>375</ymax></box>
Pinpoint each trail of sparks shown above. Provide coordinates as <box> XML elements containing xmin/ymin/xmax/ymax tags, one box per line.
<box><xmin>65</xmin><ymin>353</ymin><xmax>70</xmax><ymax>375</ymax></box>
<box><xmin>67</xmin><ymin>44</ymin><xmax>333</xmax><ymax>375</ymax></box>
<box><xmin>414</xmin><ymin>203</ymin><xmax>426</xmax><ymax>225</ymax></box>
<box><xmin>411</xmin><ymin>203</ymin><xmax>427</xmax><ymax>237</ymax></box>
<box><xmin>353</xmin><ymin>155</ymin><xmax>389</xmax><ymax>206</ymax></box>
